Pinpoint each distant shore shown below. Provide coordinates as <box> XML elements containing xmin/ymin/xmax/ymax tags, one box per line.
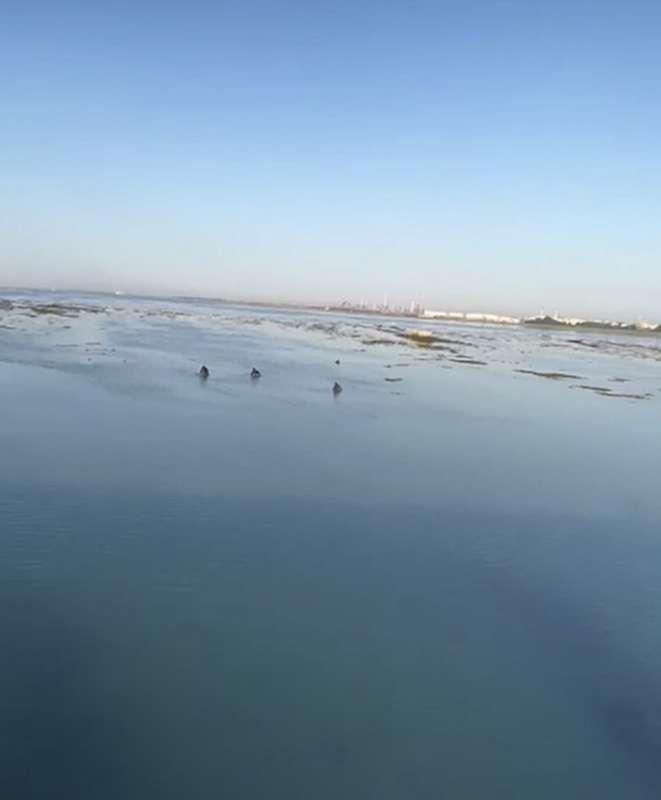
<box><xmin>2</xmin><ymin>287</ymin><xmax>660</xmax><ymax>335</ymax></box>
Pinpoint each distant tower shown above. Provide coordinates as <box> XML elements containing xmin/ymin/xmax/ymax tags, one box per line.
<box><xmin>383</xmin><ymin>293</ymin><xmax>388</xmax><ymax>309</ymax></box>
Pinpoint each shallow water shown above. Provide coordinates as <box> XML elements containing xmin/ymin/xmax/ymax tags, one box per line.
<box><xmin>2</xmin><ymin>291</ymin><xmax>661</xmax><ymax>798</ymax></box>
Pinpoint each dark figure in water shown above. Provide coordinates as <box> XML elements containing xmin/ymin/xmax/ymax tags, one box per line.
<box><xmin>199</xmin><ymin>365</ymin><xmax>210</xmax><ymax>379</ymax></box>
<box><xmin>251</xmin><ymin>367</ymin><xmax>261</xmax><ymax>379</ymax></box>
<box><xmin>333</xmin><ymin>381</ymin><xmax>343</xmax><ymax>395</ymax></box>
<box><xmin>335</xmin><ymin>359</ymin><xmax>341</xmax><ymax>365</ymax></box>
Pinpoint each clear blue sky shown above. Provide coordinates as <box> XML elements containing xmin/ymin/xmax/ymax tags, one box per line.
<box><xmin>1</xmin><ymin>0</ymin><xmax>659</xmax><ymax>317</ymax></box>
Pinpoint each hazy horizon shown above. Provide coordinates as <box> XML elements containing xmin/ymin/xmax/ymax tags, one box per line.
<box><xmin>5</xmin><ymin>280</ymin><xmax>661</xmax><ymax>324</ymax></box>
<box><xmin>2</xmin><ymin>0</ymin><xmax>659</xmax><ymax>319</ymax></box>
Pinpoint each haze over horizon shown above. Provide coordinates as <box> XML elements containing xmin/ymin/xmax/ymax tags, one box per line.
<box><xmin>2</xmin><ymin>0</ymin><xmax>659</xmax><ymax>319</ymax></box>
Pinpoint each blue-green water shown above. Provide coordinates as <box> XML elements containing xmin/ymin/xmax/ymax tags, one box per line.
<box><xmin>2</xmin><ymin>292</ymin><xmax>661</xmax><ymax>797</ymax></box>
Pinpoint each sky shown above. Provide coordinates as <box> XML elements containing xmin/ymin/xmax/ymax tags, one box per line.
<box><xmin>1</xmin><ymin>0</ymin><xmax>660</xmax><ymax>318</ymax></box>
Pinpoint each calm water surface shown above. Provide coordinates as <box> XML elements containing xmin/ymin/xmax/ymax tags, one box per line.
<box><xmin>2</xmin><ymin>292</ymin><xmax>661</xmax><ymax>798</ymax></box>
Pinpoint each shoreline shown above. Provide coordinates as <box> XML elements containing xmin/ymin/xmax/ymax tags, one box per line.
<box><xmin>2</xmin><ymin>286</ymin><xmax>660</xmax><ymax>336</ymax></box>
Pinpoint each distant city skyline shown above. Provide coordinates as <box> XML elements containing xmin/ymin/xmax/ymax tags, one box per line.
<box><xmin>4</xmin><ymin>282</ymin><xmax>661</xmax><ymax>328</ymax></box>
<box><xmin>1</xmin><ymin>0</ymin><xmax>659</xmax><ymax>319</ymax></box>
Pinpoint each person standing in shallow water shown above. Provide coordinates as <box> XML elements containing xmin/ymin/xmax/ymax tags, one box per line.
<box><xmin>199</xmin><ymin>365</ymin><xmax>209</xmax><ymax>379</ymax></box>
<box><xmin>333</xmin><ymin>381</ymin><xmax>343</xmax><ymax>394</ymax></box>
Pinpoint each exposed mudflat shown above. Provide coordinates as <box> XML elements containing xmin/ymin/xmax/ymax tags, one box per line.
<box><xmin>1</xmin><ymin>291</ymin><xmax>659</xmax><ymax>404</ymax></box>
